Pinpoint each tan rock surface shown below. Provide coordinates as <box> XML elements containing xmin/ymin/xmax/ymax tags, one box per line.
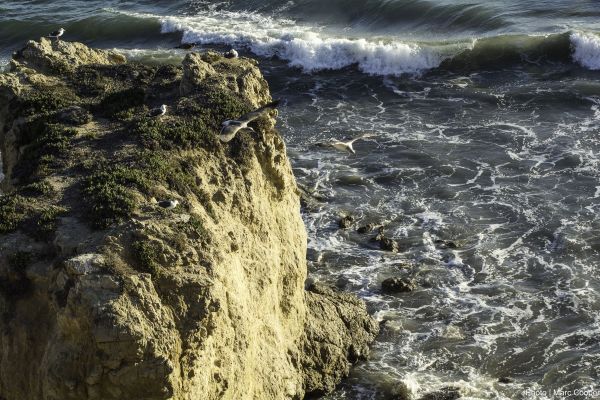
<box><xmin>0</xmin><ymin>40</ymin><xmax>378</xmax><ymax>400</ymax></box>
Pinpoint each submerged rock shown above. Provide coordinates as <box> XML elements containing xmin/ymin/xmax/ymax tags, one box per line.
<box><xmin>0</xmin><ymin>39</ymin><xmax>377</xmax><ymax>400</ymax></box>
<box><xmin>381</xmin><ymin>277</ymin><xmax>417</xmax><ymax>293</ymax></box>
<box><xmin>357</xmin><ymin>223</ymin><xmax>375</xmax><ymax>234</ymax></box>
<box><xmin>434</xmin><ymin>239</ymin><xmax>458</xmax><ymax>249</ymax></box>
<box><xmin>419</xmin><ymin>386</ymin><xmax>461</xmax><ymax>400</ymax></box>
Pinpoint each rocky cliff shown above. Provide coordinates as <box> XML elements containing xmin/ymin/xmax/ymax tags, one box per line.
<box><xmin>0</xmin><ymin>39</ymin><xmax>378</xmax><ymax>400</ymax></box>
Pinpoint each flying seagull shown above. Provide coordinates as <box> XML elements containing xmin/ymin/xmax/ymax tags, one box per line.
<box><xmin>157</xmin><ymin>199</ymin><xmax>179</xmax><ymax>210</ymax></box>
<box><xmin>148</xmin><ymin>104</ymin><xmax>167</xmax><ymax>118</ymax></box>
<box><xmin>320</xmin><ymin>133</ymin><xmax>377</xmax><ymax>154</ymax></box>
<box><xmin>175</xmin><ymin>42</ymin><xmax>197</xmax><ymax>50</ymax></box>
<box><xmin>224</xmin><ymin>48</ymin><xmax>239</xmax><ymax>59</ymax></box>
<box><xmin>219</xmin><ymin>100</ymin><xmax>280</xmax><ymax>142</ymax></box>
<box><xmin>48</xmin><ymin>28</ymin><xmax>65</xmax><ymax>41</ymax></box>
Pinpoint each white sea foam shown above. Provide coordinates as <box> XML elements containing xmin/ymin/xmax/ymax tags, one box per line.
<box><xmin>571</xmin><ymin>31</ymin><xmax>600</xmax><ymax>70</ymax></box>
<box><xmin>147</xmin><ymin>10</ymin><xmax>470</xmax><ymax>76</ymax></box>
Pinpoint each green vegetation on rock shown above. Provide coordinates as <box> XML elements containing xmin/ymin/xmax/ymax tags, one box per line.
<box><xmin>132</xmin><ymin>239</ymin><xmax>162</xmax><ymax>275</ymax></box>
<box><xmin>14</xmin><ymin>124</ymin><xmax>77</xmax><ymax>182</ymax></box>
<box><xmin>98</xmin><ymin>86</ymin><xmax>146</xmax><ymax>118</ymax></box>
<box><xmin>0</xmin><ymin>195</ymin><xmax>27</xmax><ymax>234</ymax></box>
<box><xmin>82</xmin><ymin>164</ymin><xmax>149</xmax><ymax>229</ymax></box>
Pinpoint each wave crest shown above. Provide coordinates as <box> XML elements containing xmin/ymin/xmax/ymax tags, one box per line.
<box><xmin>571</xmin><ymin>32</ymin><xmax>600</xmax><ymax>70</ymax></box>
<box><xmin>160</xmin><ymin>13</ymin><xmax>469</xmax><ymax>75</ymax></box>
<box><xmin>131</xmin><ymin>10</ymin><xmax>600</xmax><ymax>76</ymax></box>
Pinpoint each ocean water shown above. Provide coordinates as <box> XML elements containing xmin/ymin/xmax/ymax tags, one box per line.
<box><xmin>1</xmin><ymin>1</ymin><xmax>600</xmax><ymax>399</ymax></box>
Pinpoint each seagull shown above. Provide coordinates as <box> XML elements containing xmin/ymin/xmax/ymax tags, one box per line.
<box><xmin>48</xmin><ymin>28</ymin><xmax>65</xmax><ymax>41</ymax></box>
<box><xmin>157</xmin><ymin>199</ymin><xmax>179</xmax><ymax>210</ymax></box>
<box><xmin>320</xmin><ymin>133</ymin><xmax>377</xmax><ymax>154</ymax></box>
<box><xmin>224</xmin><ymin>48</ymin><xmax>239</xmax><ymax>59</ymax></box>
<box><xmin>219</xmin><ymin>100</ymin><xmax>280</xmax><ymax>142</ymax></box>
<box><xmin>175</xmin><ymin>42</ymin><xmax>197</xmax><ymax>50</ymax></box>
<box><xmin>148</xmin><ymin>104</ymin><xmax>167</xmax><ymax>118</ymax></box>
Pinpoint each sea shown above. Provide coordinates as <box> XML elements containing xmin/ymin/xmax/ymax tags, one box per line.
<box><xmin>1</xmin><ymin>1</ymin><xmax>599</xmax><ymax>399</ymax></box>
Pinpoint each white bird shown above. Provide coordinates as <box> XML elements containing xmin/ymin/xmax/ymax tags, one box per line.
<box><xmin>157</xmin><ymin>199</ymin><xmax>179</xmax><ymax>210</ymax></box>
<box><xmin>148</xmin><ymin>104</ymin><xmax>167</xmax><ymax>118</ymax></box>
<box><xmin>48</xmin><ymin>28</ymin><xmax>65</xmax><ymax>41</ymax></box>
<box><xmin>224</xmin><ymin>48</ymin><xmax>239</xmax><ymax>59</ymax></box>
<box><xmin>219</xmin><ymin>100</ymin><xmax>280</xmax><ymax>142</ymax></box>
<box><xmin>321</xmin><ymin>133</ymin><xmax>377</xmax><ymax>154</ymax></box>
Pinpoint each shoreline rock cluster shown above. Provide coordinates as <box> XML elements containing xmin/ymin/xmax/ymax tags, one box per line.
<box><xmin>0</xmin><ymin>39</ymin><xmax>378</xmax><ymax>399</ymax></box>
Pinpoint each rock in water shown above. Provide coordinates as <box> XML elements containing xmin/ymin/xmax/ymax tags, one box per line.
<box><xmin>338</xmin><ymin>215</ymin><xmax>354</xmax><ymax>229</ymax></box>
<box><xmin>300</xmin><ymin>283</ymin><xmax>379</xmax><ymax>395</ymax></box>
<box><xmin>420</xmin><ymin>387</ymin><xmax>461</xmax><ymax>400</ymax></box>
<box><xmin>0</xmin><ymin>39</ymin><xmax>377</xmax><ymax>400</ymax></box>
<box><xmin>357</xmin><ymin>223</ymin><xmax>375</xmax><ymax>233</ymax></box>
<box><xmin>381</xmin><ymin>277</ymin><xmax>417</xmax><ymax>293</ymax></box>
<box><xmin>380</xmin><ymin>237</ymin><xmax>400</xmax><ymax>252</ymax></box>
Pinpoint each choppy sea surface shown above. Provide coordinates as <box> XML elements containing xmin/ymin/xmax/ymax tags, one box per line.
<box><xmin>1</xmin><ymin>1</ymin><xmax>600</xmax><ymax>398</ymax></box>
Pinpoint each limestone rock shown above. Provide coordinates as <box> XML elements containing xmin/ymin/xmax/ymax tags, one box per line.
<box><xmin>300</xmin><ymin>283</ymin><xmax>380</xmax><ymax>395</ymax></box>
<box><xmin>180</xmin><ymin>51</ymin><xmax>271</xmax><ymax>108</ymax></box>
<box><xmin>12</xmin><ymin>38</ymin><xmax>126</xmax><ymax>74</ymax></box>
<box><xmin>0</xmin><ymin>39</ymin><xmax>377</xmax><ymax>400</ymax></box>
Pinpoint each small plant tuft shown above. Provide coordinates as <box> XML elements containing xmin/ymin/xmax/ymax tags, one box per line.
<box><xmin>0</xmin><ymin>194</ymin><xmax>27</xmax><ymax>234</ymax></box>
<box><xmin>132</xmin><ymin>240</ymin><xmax>161</xmax><ymax>275</ymax></box>
<box><xmin>82</xmin><ymin>164</ymin><xmax>150</xmax><ymax>229</ymax></box>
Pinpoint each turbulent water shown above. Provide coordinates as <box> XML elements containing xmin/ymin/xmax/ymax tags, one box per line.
<box><xmin>2</xmin><ymin>1</ymin><xmax>600</xmax><ymax>398</ymax></box>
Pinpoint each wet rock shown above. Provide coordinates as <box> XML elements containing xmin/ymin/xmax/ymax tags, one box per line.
<box><xmin>434</xmin><ymin>239</ymin><xmax>458</xmax><ymax>249</ymax></box>
<box><xmin>381</xmin><ymin>277</ymin><xmax>416</xmax><ymax>293</ymax></box>
<box><xmin>419</xmin><ymin>386</ymin><xmax>461</xmax><ymax>400</ymax></box>
<box><xmin>498</xmin><ymin>377</ymin><xmax>513</xmax><ymax>384</ymax></box>
<box><xmin>380</xmin><ymin>237</ymin><xmax>400</xmax><ymax>252</ymax></box>
<box><xmin>370</xmin><ymin>226</ymin><xmax>386</xmax><ymax>242</ymax></box>
<box><xmin>57</xmin><ymin>106</ymin><xmax>92</xmax><ymax>126</ymax></box>
<box><xmin>554</xmin><ymin>154</ymin><xmax>581</xmax><ymax>169</ymax></box>
<box><xmin>377</xmin><ymin>380</ymin><xmax>413</xmax><ymax>400</ymax></box>
<box><xmin>357</xmin><ymin>223</ymin><xmax>375</xmax><ymax>234</ymax></box>
<box><xmin>338</xmin><ymin>215</ymin><xmax>354</xmax><ymax>229</ymax></box>
<box><xmin>301</xmin><ymin>283</ymin><xmax>379</xmax><ymax>395</ymax></box>
<box><xmin>297</xmin><ymin>184</ymin><xmax>325</xmax><ymax>212</ymax></box>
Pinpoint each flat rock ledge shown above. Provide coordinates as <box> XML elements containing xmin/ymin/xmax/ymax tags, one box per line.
<box><xmin>0</xmin><ymin>39</ymin><xmax>378</xmax><ymax>399</ymax></box>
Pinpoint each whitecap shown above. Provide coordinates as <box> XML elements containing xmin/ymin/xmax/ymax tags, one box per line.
<box><xmin>571</xmin><ymin>31</ymin><xmax>600</xmax><ymax>70</ymax></box>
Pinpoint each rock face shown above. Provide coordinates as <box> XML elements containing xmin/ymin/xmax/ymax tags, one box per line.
<box><xmin>12</xmin><ymin>38</ymin><xmax>126</xmax><ymax>74</ymax></box>
<box><xmin>0</xmin><ymin>40</ymin><xmax>378</xmax><ymax>399</ymax></box>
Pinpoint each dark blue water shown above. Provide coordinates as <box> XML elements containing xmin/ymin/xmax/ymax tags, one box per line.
<box><xmin>1</xmin><ymin>1</ymin><xmax>600</xmax><ymax>399</ymax></box>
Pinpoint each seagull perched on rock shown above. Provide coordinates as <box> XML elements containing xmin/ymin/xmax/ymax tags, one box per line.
<box><xmin>148</xmin><ymin>104</ymin><xmax>167</xmax><ymax>118</ymax></box>
<box><xmin>157</xmin><ymin>199</ymin><xmax>179</xmax><ymax>210</ymax></box>
<box><xmin>224</xmin><ymin>48</ymin><xmax>239</xmax><ymax>59</ymax></box>
<box><xmin>175</xmin><ymin>42</ymin><xmax>198</xmax><ymax>50</ymax></box>
<box><xmin>219</xmin><ymin>100</ymin><xmax>280</xmax><ymax>142</ymax></box>
<box><xmin>319</xmin><ymin>133</ymin><xmax>377</xmax><ymax>154</ymax></box>
<box><xmin>48</xmin><ymin>28</ymin><xmax>65</xmax><ymax>41</ymax></box>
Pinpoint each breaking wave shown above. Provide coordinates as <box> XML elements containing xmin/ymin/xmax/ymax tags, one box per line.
<box><xmin>87</xmin><ymin>9</ymin><xmax>600</xmax><ymax>76</ymax></box>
